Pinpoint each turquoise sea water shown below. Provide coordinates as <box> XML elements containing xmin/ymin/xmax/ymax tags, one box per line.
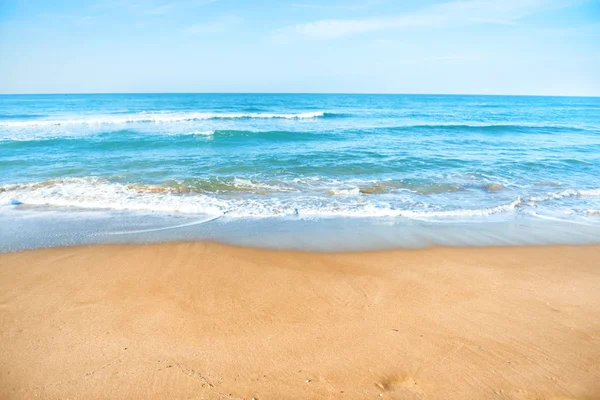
<box><xmin>1</xmin><ymin>93</ymin><xmax>600</xmax><ymax>251</ymax></box>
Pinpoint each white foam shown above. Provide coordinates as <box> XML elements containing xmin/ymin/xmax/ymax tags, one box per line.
<box><xmin>2</xmin><ymin>179</ymin><xmax>599</xmax><ymax>220</ymax></box>
<box><xmin>186</xmin><ymin>130</ymin><xmax>215</xmax><ymax>136</ymax></box>
<box><xmin>0</xmin><ymin>178</ymin><xmax>513</xmax><ymax>219</ymax></box>
<box><xmin>232</xmin><ymin>178</ymin><xmax>292</xmax><ymax>192</ymax></box>
<box><xmin>395</xmin><ymin>198</ymin><xmax>522</xmax><ymax>218</ymax></box>
<box><xmin>0</xmin><ymin>111</ymin><xmax>326</xmax><ymax>128</ymax></box>
<box><xmin>526</xmin><ymin>188</ymin><xmax>600</xmax><ymax>203</ymax></box>
<box><xmin>107</xmin><ymin>214</ymin><xmax>222</xmax><ymax>235</ymax></box>
<box><xmin>528</xmin><ymin>211</ymin><xmax>599</xmax><ymax>227</ymax></box>
<box><xmin>328</xmin><ymin>188</ymin><xmax>360</xmax><ymax>197</ymax></box>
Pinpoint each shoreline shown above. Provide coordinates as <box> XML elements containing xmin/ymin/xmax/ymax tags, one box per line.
<box><xmin>1</xmin><ymin>242</ymin><xmax>599</xmax><ymax>399</ymax></box>
<box><xmin>3</xmin><ymin>210</ymin><xmax>600</xmax><ymax>253</ymax></box>
<box><xmin>5</xmin><ymin>238</ymin><xmax>600</xmax><ymax>254</ymax></box>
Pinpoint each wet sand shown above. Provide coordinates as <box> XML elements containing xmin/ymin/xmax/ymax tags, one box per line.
<box><xmin>1</xmin><ymin>242</ymin><xmax>599</xmax><ymax>399</ymax></box>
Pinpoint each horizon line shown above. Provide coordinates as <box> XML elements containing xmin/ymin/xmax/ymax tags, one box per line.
<box><xmin>0</xmin><ymin>91</ymin><xmax>599</xmax><ymax>98</ymax></box>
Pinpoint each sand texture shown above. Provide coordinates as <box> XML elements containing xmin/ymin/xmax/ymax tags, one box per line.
<box><xmin>1</xmin><ymin>242</ymin><xmax>599</xmax><ymax>399</ymax></box>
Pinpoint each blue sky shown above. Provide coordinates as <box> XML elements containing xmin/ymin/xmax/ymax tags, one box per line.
<box><xmin>0</xmin><ymin>0</ymin><xmax>599</xmax><ymax>95</ymax></box>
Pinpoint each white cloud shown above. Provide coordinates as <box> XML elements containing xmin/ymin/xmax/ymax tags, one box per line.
<box><xmin>283</xmin><ymin>0</ymin><xmax>578</xmax><ymax>39</ymax></box>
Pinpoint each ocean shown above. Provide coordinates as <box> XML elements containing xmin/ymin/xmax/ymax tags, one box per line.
<box><xmin>1</xmin><ymin>93</ymin><xmax>600</xmax><ymax>251</ymax></box>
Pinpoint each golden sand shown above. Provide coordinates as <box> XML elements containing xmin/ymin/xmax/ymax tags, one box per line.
<box><xmin>1</xmin><ymin>243</ymin><xmax>599</xmax><ymax>399</ymax></box>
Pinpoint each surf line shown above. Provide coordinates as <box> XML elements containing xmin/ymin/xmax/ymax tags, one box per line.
<box><xmin>106</xmin><ymin>214</ymin><xmax>222</xmax><ymax>235</ymax></box>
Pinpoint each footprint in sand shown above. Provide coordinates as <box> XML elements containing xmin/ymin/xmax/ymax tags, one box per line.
<box><xmin>375</xmin><ymin>374</ymin><xmax>422</xmax><ymax>399</ymax></box>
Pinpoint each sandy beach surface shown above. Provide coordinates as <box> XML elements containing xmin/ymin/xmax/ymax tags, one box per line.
<box><xmin>0</xmin><ymin>242</ymin><xmax>599</xmax><ymax>399</ymax></box>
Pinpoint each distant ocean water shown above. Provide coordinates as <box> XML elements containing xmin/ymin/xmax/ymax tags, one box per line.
<box><xmin>1</xmin><ymin>93</ymin><xmax>600</xmax><ymax>251</ymax></box>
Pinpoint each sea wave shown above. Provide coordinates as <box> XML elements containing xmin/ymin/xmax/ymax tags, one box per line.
<box><xmin>385</xmin><ymin>122</ymin><xmax>597</xmax><ymax>132</ymax></box>
<box><xmin>2</xmin><ymin>121</ymin><xmax>595</xmax><ymax>144</ymax></box>
<box><xmin>0</xmin><ymin>129</ymin><xmax>308</xmax><ymax>143</ymax></box>
<box><xmin>526</xmin><ymin>188</ymin><xmax>600</xmax><ymax>202</ymax></box>
<box><xmin>3</xmin><ymin>114</ymin><xmax>595</xmax><ymax>132</ymax></box>
<box><xmin>185</xmin><ymin>130</ymin><xmax>215</xmax><ymax>136</ymax></box>
<box><xmin>328</xmin><ymin>188</ymin><xmax>361</xmax><ymax>197</ymax></box>
<box><xmin>3</xmin><ymin>178</ymin><xmax>600</xmax><ymax>219</ymax></box>
<box><xmin>0</xmin><ymin>111</ymin><xmax>330</xmax><ymax>128</ymax></box>
<box><xmin>0</xmin><ymin>177</ymin><xmax>297</xmax><ymax>196</ymax></box>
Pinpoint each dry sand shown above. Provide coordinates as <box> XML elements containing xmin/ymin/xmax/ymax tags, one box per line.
<box><xmin>0</xmin><ymin>242</ymin><xmax>599</xmax><ymax>399</ymax></box>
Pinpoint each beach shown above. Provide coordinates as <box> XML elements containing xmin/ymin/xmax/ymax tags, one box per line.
<box><xmin>3</xmin><ymin>0</ymin><xmax>600</xmax><ymax>398</ymax></box>
<box><xmin>1</xmin><ymin>242</ymin><xmax>599</xmax><ymax>399</ymax></box>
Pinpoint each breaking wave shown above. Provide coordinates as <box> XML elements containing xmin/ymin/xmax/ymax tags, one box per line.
<box><xmin>0</xmin><ymin>111</ymin><xmax>331</xmax><ymax>128</ymax></box>
<box><xmin>3</xmin><ymin>178</ymin><xmax>600</xmax><ymax>219</ymax></box>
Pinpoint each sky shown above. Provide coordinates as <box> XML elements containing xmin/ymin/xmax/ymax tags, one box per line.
<box><xmin>0</xmin><ymin>0</ymin><xmax>599</xmax><ymax>95</ymax></box>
